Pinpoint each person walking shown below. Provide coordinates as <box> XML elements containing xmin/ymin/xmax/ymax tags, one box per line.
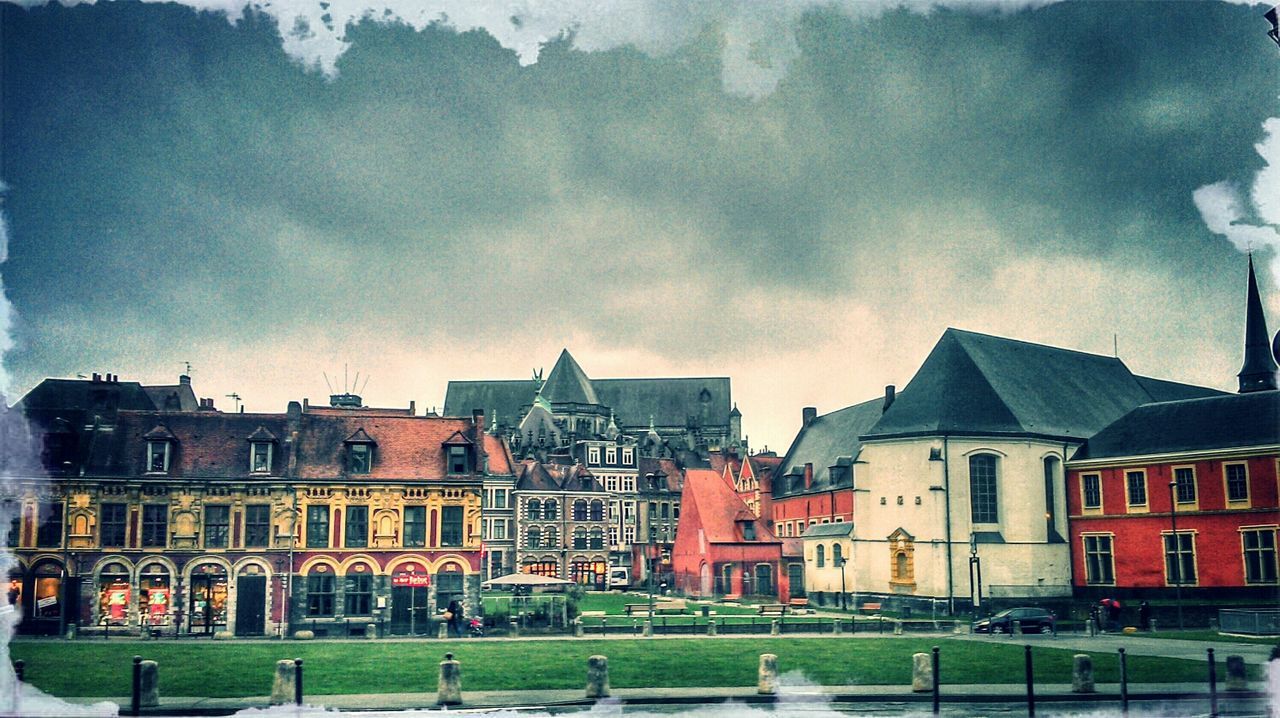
<box><xmin>1138</xmin><ymin>601</ymin><xmax>1151</xmax><ymax>631</ymax></box>
<box><xmin>446</xmin><ymin>599</ymin><xmax>463</xmax><ymax>638</ymax></box>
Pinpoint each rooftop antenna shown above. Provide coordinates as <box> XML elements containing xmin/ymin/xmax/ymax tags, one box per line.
<box><xmin>183</xmin><ymin>361</ymin><xmax>193</xmax><ymax>375</ymax></box>
<box><xmin>1113</xmin><ymin>333</ymin><xmax>1118</xmax><ymax>358</ymax></box>
<box><xmin>345</xmin><ymin>363</ymin><xmax>349</xmax><ymax>393</ymax></box>
<box><xmin>353</xmin><ymin>371</ymin><xmax>360</xmax><ymax>393</ymax></box>
<box><xmin>226</xmin><ymin>392</ymin><xmax>242</xmax><ymax>413</ymax></box>
<box><xmin>323</xmin><ymin>372</ymin><xmax>334</xmax><ymax>394</ymax></box>
<box><xmin>360</xmin><ymin>375</ymin><xmax>370</xmax><ymax>395</ymax></box>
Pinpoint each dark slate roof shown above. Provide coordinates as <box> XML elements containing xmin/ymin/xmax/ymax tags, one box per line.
<box><xmin>775</xmin><ymin>398</ymin><xmax>885</xmax><ymax>495</ymax></box>
<box><xmin>802</xmin><ymin>523</ymin><xmax>854</xmax><ymax>538</ymax></box>
<box><xmin>442</xmin><ymin>380</ymin><xmax>539</xmax><ymax>424</ymax></box>
<box><xmin>1070</xmin><ymin>391</ymin><xmax>1280</xmax><ymax>461</ymax></box>
<box><xmin>863</xmin><ymin>329</ymin><xmax>1222</xmax><ymax>441</ymax></box>
<box><xmin>541</xmin><ymin>349</ymin><xmax>599</xmax><ymax>405</ymax></box>
<box><xmin>1134</xmin><ymin>376</ymin><xmax>1227</xmax><ymax>402</ymax></box>
<box><xmin>94</xmin><ymin>411</ymin><xmax>292</xmax><ymax>479</ymax></box>
<box><xmin>16</xmin><ymin>378</ymin><xmax>158</xmax><ymax>418</ymax></box>
<box><xmin>594</xmin><ymin>377</ymin><xmax>731</xmax><ymax>429</ymax></box>
<box><xmin>143</xmin><ymin>382</ymin><xmax>199</xmax><ymax>412</ymax></box>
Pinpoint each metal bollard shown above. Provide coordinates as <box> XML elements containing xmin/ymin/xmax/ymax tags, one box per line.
<box><xmin>131</xmin><ymin>655</ymin><xmax>142</xmax><ymax>717</ymax></box>
<box><xmin>1207</xmin><ymin>648</ymin><xmax>1218</xmax><ymax>718</ymax></box>
<box><xmin>295</xmin><ymin>658</ymin><xmax>303</xmax><ymax>706</ymax></box>
<box><xmin>1024</xmin><ymin>644</ymin><xmax>1035</xmax><ymax>717</ymax></box>
<box><xmin>931</xmin><ymin>646</ymin><xmax>940</xmax><ymax>716</ymax></box>
<box><xmin>1118</xmin><ymin>648</ymin><xmax>1128</xmax><ymax>717</ymax></box>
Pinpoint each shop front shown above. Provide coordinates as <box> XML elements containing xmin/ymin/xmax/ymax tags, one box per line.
<box><xmin>388</xmin><ymin>566</ymin><xmax>431</xmax><ymax>635</ymax></box>
<box><xmin>188</xmin><ymin>562</ymin><xmax>228</xmax><ymax>635</ymax></box>
<box><xmin>24</xmin><ymin>560</ymin><xmax>71</xmax><ymax>635</ymax></box>
<box><xmin>95</xmin><ymin>562</ymin><xmax>131</xmax><ymax>627</ymax></box>
<box><xmin>139</xmin><ymin>562</ymin><xmax>172</xmax><ymax>632</ymax></box>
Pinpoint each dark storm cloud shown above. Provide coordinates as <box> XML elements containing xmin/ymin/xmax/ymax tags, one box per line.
<box><xmin>1</xmin><ymin>1</ymin><xmax>1276</xmax><ymax>447</ymax></box>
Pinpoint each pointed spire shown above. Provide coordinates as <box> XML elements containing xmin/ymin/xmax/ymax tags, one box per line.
<box><xmin>1238</xmin><ymin>254</ymin><xmax>1278</xmax><ymax>393</ymax></box>
<box><xmin>541</xmin><ymin>349</ymin><xmax>598</xmax><ymax>405</ymax></box>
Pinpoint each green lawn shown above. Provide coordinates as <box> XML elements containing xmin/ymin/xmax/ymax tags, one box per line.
<box><xmin>10</xmin><ymin>637</ymin><xmax>1251</xmax><ymax>698</ymax></box>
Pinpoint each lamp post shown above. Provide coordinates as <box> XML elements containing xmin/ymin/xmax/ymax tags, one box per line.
<box><xmin>969</xmin><ymin>532</ymin><xmax>982</xmax><ymax>614</ymax></box>
<box><xmin>838</xmin><ymin>551</ymin><xmax>848</xmax><ymax>611</ymax></box>
<box><xmin>1168</xmin><ymin>481</ymin><xmax>1184</xmax><ymax>630</ymax></box>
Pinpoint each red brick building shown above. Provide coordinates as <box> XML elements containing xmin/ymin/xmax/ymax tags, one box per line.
<box><xmin>672</xmin><ymin>468</ymin><xmax>787</xmax><ymax>600</ymax></box>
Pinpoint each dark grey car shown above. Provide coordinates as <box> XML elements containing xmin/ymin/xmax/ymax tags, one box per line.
<box><xmin>972</xmin><ymin>607</ymin><xmax>1055</xmax><ymax>634</ymax></box>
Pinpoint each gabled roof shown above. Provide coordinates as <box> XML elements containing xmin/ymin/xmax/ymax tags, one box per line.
<box><xmin>441</xmin><ymin>430</ymin><xmax>474</xmax><ymax>446</ymax></box>
<box><xmin>143</xmin><ymin>383</ymin><xmax>198</xmax><ymax>412</ymax></box>
<box><xmin>294</xmin><ymin>414</ymin><xmax>493</xmax><ymax>479</ymax></box>
<box><xmin>541</xmin><ymin>349</ymin><xmax>599</xmax><ymax>405</ymax></box>
<box><xmin>514</xmin><ymin>459</ymin><xmax>606</xmax><ymax>493</ymax></box>
<box><xmin>98</xmin><ymin>411</ymin><xmax>292</xmax><ymax>478</ymax></box>
<box><xmin>679</xmin><ymin>468</ymin><xmax>778</xmax><ymax>544</ymax></box>
<box><xmin>344</xmin><ymin>427</ymin><xmax>376</xmax><ymax>444</ymax></box>
<box><xmin>246</xmin><ymin>425</ymin><xmax>278</xmax><ymax>442</ymax></box>
<box><xmin>16</xmin><ymin>378</ymin><xmax>158</xmax><ymax>417</ymax></box>
<box><xmin>1070</xmin><ymin>391</ymin><xmax>1280</xmax><ymax>461</ymax></box>
<box><xmin>775</xmin><ymin>398</ymin><xmax>884</xmax><ymax>495</ymax></box>
<box><xmin>864</xmin><ymin>329</ymin><xmax>1223</xmax><ymax>441</ymax></box>
<box><xmin>143</xmin><ymin>424</ymin><xmax>177</xmax><ymax>441</ymax></box>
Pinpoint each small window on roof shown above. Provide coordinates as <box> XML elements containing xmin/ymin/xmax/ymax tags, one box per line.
<box><xmin>349</xmin><ymin>444</ymin><xmax>371</xmax><ymax>474</ymax></box>
<box><xmin>742</xmin><ymin>521</ymin><xmax>756</xmax><ymax>540</ymax></box>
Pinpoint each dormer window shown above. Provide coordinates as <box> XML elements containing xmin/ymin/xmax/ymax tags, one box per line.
<box><xmin>449</xmin><ymin>446</ymin><xmax>469</xmax><ymax>474</ymax></box>
<box><xmin>742</xmin><ymin>521</ymin><xmax>756</xmax><ymax>541</ymax></box>
<box><xmin>621</xmin><ymin>447</ymin><xmax>633</xmax><ymax>465</ymax></box>
<box><xmin>442</xmin><ymin>430</ymin><xmax>474</xmax><ymax>474</ymax></box>
<box><xmin>605</xmin><ymin>446</ymin><xmax>617</xmax><ymax>464</ymax></box>
<box><xmin>588</xmin><ymin>446</ymin><xmax>600</xmax><ymax>464</ymax></box>
<box><xmin>246</xmin><ymin>426</ymin><xmax>278</xmax><ymax>474</ymax></box>
<box><xmin>350</xmin><ymin>444</ymin><xmax>372</xmax><ymax>474</ymax></box>
<box><xmin>148</xmin><ymin>442</ymin><xmax>170</xmax><ymax>473</ymax></box>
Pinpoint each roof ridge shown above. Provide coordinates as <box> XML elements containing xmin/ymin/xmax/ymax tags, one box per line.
<box><xmin>949</xmin><ymin>327</ymin><xmax>1124</xmax><ymax>363</ymax></box>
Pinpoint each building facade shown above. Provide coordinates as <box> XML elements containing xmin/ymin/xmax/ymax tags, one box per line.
<box><xmin>512</xmin><ymin>459</ymin><xmax>612</xmax><ymax>589</ymax></box>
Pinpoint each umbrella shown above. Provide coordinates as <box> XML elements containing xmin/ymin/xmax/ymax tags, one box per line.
<box><xmin>481</xmin><ymin>573</ymin><xmax>572</xmax><ymax>587</ymax></box>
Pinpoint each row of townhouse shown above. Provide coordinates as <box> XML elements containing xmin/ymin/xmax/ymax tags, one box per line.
<box><xmin>8</xmin><ymin>378</ymin><xmax>509</xmax><ymax>637</ymax></box>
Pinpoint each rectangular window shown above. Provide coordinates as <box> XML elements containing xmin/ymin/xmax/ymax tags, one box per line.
<box><xmin>1126</xmin><ymin>471</ymin><xmax>1147</xmax><ymax>507</ymax></box>
<box><xmin>36</xmin><ymin>501</ymin><xmax>63</xmax><ymax>548</ymax></box>
<box><xmin>622</xmin><ymin>448</ymin><xmax>633</xmax><ymax>465</ymax></box>
<box><xmin>660</xmin><ymin>503</ymin><xmax>669</xmax><ymax>520</ymax></box>
<box><xmin>100</xmin><ymin>503</ymin><xmax>127</xmax><ymax>547</ymax></box>
<box><xmin>141</xmin><ymin>504</ymin><xmax>168</xmax><ymax>548</ymax></box>
<box><xmin>306</xmin><ymin>505</ymin><xmax>330</xmax><ymax>548</ymax></box>
<box><xmin>621</xmin><ymin>475</ymin><xmax>635</xmax><ymax>492</ymax></box>
<box><xmin>448</xmin><ymin>446</ymin><xmax>469</xmax><ymax>474</ymax></box>
<box><xmin>490</xmin><ymin>519</ymin><xmax>507</xmax><ymax>540</ymax></box>
<box><xmin>441</xmin><ymin>506</ymin><xmax>463</xmax><ymax>547</ymax></box>
<box><xmin>250</xmin><ymin>443</ymin><xmax>272</xmax><ymax>473</ymax></box>
<box><xmin>349</xmin><ymin>445</ymin><xmax>371</xmax><ymax>474</ymax></box>
<box><xmin>204</xmin><ymin>505</ymin><xmax>230</xmax><ymax>549</ymax></box>
<box><xmin>1174</xmin><ymin>467</ymin><xmax>1196</xmax><ymax>504</ymax></box>
<box><xmin>1164</xmin><ymin>532</ymin><xmax>1197</xmax><ymax>585</ymax></box>
<box><xmin>403</xmin><ymin>506</ymin><xmax>425</xmax><ymax>547</ymax></box>
<box><xmin>588</xmin><ymin>447</ymin><xmax>600</xmax><ymax>464</ymax></box>
<box><xmin>624</xmin><ymin>525</ymin><xmax>636</xmax><ymax>545</ymax></box>
<box><xmin>969</xmin><ymin>455</ymin><xmax>998</xmax><ymax>524</ymax></box>
<box><xmin>605</xmin><ymin>476</ymin><xmax>618</xmax><ymax>492</ymax></box>
<box><xmin>493</xmin><ymin>489</ymin><xmax>507</xmax><ymax>509</ymax></box>
<box><xmin>306</xmin><ymin>574</ymin><xmax>335</xmax><ymax>616</ymax></box>
<box><xmin>1081</xmin><ymin>474</ymin><xmax>1101</xmax><ymax>509</ymax></box>
<box><xmin>1083</xmin><ymin>534</ymin><xmax>1114</xmax><ymax>584</ymax></box>
<box><xmin>148</xmin><ymin>442</ymin><xmax>169</xmax><ymax>473</ymax></box>
<box><xmin>606</xmin><ymin>447</ymin><xmax>617</xmax><ymax>464</ymax></box>
<box><xmin>742</xmin><ymin>522</ymin><xmax>756</xmax><ymax>540</ymax></box>
<box><xmin>345</xmin><ymin>506</ymin><xmax>368</xmax><ymax>548</ymax></box>
<box><xmin>344</xmin><ymin>574</ymin><xmax>372</xmax><ymax>615</ymax></box>
<box><xmin>1242</xmin><ymin>528</ymin><xmax>1278</xmax><ymax>584</ymax></box>
<box><xmin>244</xmin><ymin>505</ymin><xmax>271</xmax><ymax>548</ymax></box>
<box><xmin>1225</xmin><ymin>463</ymin><xmax>1249</xmax><ymax>503</ymax></box>
<box><xmin>609</xmin><ymin>527</ymin><xmax>619</xmax><ymax>547</ymax></box>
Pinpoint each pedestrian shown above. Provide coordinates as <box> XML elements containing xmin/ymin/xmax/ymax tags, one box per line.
<box><xmin>1106</xmin><ymin>599</ymin><xmax>1122</xmax><ymax>632</ymax></box>
<box><xmin>446</xmin><ymin>599</ymin><xmax>463</xmax><ymax>638</ymax></box>
<box><xmin>1138</xmin><ymin>601</ymin><xmax>1151</xmax><ymax>631</ymax></box>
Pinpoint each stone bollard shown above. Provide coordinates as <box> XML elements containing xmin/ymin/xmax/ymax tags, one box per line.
<box><xmin>270</xmin><ymin>660</ymin><xmax>298</xmax><ymax>705</ymax></box>
<box><xmin>438</xmin><ymin>622</ymin><xmax>448</xmax><ymax>640</ymax></box>
<box><xmin>1150</xmin><ymin>618</ymin><xmax>1157</xmax><ymax>633</ymax></box>
<box><xmin>366</xmin><ymin>622</ymin><xmax>378</xmax><ymax>639</ymax></box>
<box><xmin>833</xmin><ymin>619</ymin><xmax>843</xmax><ymax>635</ymax></box>
<box><xmin>574</xmin><ymin>619</ymin><xmax>585</xmax><ymax>637</ymax></box>
<box><xmin>1072</xmin><ymin>654</ymin><xmax>1095</xmax><ymax>693</ymax></box>
<box><xmin>758</xmin><ymin>654</ymin><xmax>779</xmax><ymax>695</ymax></box>
<box><xmin>1012</xmin><ymin>620</ymin><xmax>1022</xmax><ymax>636</ymax></box>
<box><xmin>293</xmin><ymin>630</ymin><xmax>315</xmax><ymax>640</ymax></box>
<box><xmin>770</xmin><ymin>619</ymin><xmax>780</xmax><ymax>636</ymax></box>
<box><xmin>911</xmin><ymin>652</ymin><xmax>932</xmax><ymax>692</ymax></box>
<box><xmin>138</xmin><ymin>660</ymin><xmax>159</xmax><ymax>708</ymax></box>
<box><xmin>893</xmin><ymin>620</ymin><xmax>903</xmax><ymax>636</ymax></box>
<box><xmin>707</xmin><ymin>619</ymin><xmax>717</xmax><ymax>636</ymax></box>
<box><xmin>1225</xmin><ymin>655</ymin><xmax>1247</xmax><ymax>691</ymax></box>
<box><xmin>586</xmin><ymin>655</ymin><xmax>610</xmax><ymax>699</ymax></box>
<box><xmin>437</xmin><ymin>652</ymin><xmax>462</xmax><ymax>706</ymax></box>
<box><xmin>213</xmin><ymin>631</ymin><xmax>234</xmax><ymax>640</ymax></box>
<box><xmin>643</xmin><ymin>619</ymin><xmax>653</xmax><ymax>637</ymax></box>
<box><xmin>509</xmin><ymin>618</ymin><xmax>519</xmax><ymax>637</ymax></box>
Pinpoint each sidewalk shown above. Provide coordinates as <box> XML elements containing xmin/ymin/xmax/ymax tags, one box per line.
<box><xmin>61</xmin><ymin>681</ymin><xmax>1273</xmax><ymax>715</ymax></box>
<box><xmin>950</xmin><ymin>631</ymin><xmax>1279</xmax><ymax>663</ymax></box>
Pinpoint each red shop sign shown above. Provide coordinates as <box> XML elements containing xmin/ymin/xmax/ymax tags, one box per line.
<box><xmin>392</xmin><ymin>573</ymin><xmax>431</xmax><ymax>588</ymax></box>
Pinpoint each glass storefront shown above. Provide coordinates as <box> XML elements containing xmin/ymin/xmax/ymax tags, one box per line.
<box><xmin>570</xmin><ymin>560</ymin><xmax>607</xmax><ymax>589</ymax></box>
<box><xmin>96</xmin><ymin>562</ymin><xmax>131</xmax><ymax>626</ymax></box>
<box><xmin>139</xmin><ymin>563</ymin><xmax>171</xmax><ymax>628</ymax></box>
<box><xmin>33</xmin><ymin>563</ymin><xmax>62</xmax><ymax>621</ymax></box>
<box><xmin>188</xmin><ymin>563</ymin><xmax>227</xmax><ymax>633</ymax></box>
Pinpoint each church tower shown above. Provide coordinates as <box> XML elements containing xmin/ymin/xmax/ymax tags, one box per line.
<box><xmin>1238</xmin><ymin>255</ymin><xmax>1278</xmax><ymax>393</ymax></box>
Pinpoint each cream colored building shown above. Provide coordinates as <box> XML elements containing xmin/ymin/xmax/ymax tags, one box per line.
<box><xmin>801</xmin><ymin>523</ymin><xmax>855</xmax><ymax>606</ymax></box>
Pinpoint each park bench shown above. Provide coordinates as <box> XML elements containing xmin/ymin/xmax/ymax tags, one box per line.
<box><xmin>860</xmin><ymin>602</ymin><xmax>883</xmax><ymax>613</ymax></box>
<box><xmin>757</xmin><ymin>604</ymin><xmax>788</xmax><ymax>617</ymax></box>
<box><xmin>624</xmin><ymin>601</ymin><xmax>686</xmax><ymax>616</ymax></box>
<box><xmin>787</xmin><ymin>597</ymin><xmax>809</xmax><ymax>608</ymax></box>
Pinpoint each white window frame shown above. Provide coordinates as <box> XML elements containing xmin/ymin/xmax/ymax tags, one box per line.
<box><xmin>250</xmin><ymin>442</ymin><xmax>273</xmax><ymax>474</ymax></box>
<box><xmin>147</xmin><ymin>441</ymin><xmax>171</xmax><ymax>474</ymax></box>
<box><xmin>621</xmin><ymin>447</ymin><xmax>633</xmax><ymax>465</ymax></box>
<box><xmin>588</xmin><ymin>446</ymin><xmax>600</xmax><ymax>464</ymax></box>
<box><xmin>1125</xmin><ymin>469</ymin><xmax>1148</xmax><ymax>513</ymax></box>
<box><xmin>605</xmin><ymin>446</ymin><xmax>617</xmax><ymax>464</ymax></box>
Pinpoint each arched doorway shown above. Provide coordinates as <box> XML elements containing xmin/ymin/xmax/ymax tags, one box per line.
<box><xmin>389</xmin><ymin>561</ymin><xmax>431</xmax><ymax>635</ymax></box>
<box><xmin>188</xmin><ymin>562</ymin><xmax>228</xmax><ymax>634</ymax></box>
<box><xmin>699</xmin><ymin>563</ymin><xmax>711</xmax><ymax>597</ymax></box>
<box><xmin>95</xmin><ymin>561</ymin><xmax>132</xmax><ymax>627</ymax></box>
<box><xmin>234</xmin><ymin>563</ymin><xmax>268</xmax><ymax>636</ymax></box>
<box><xmin>138</xmin><ymin>562</ymin><xmax>172</xmax><ymax>633</ymax></box>
<box><xmin>29</xmin><ymin>560</ymin><xmax>67</xmax><ymax>635</ymax></box>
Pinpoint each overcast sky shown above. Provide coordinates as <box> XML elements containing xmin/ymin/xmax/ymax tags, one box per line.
<box><xmin>1</xmin><ymin>0</ymin><xmax>1277</xmax><ymax>451</ymax></box>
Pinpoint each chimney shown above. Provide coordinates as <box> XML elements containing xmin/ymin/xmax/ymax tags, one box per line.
<box><xmin>804</xmin><ymin>462</ymin><xmax>813</xmax><ymax>489</ymax></box>
<box><xmin>883</xmin><ymin>385</ymin><xmax>896</xmax><ymax>412</ymax></box>
<box><xmin>802</xmin><ymin>407</ymin><xmax>817</xmax><ymax>427</ymax></box>
<box><xmin>179</xmin><ymin>374</ymin><xmax>191</xmax><ymax>386</ymax></box>
<box><xmin>408</xmin><ymin>400</ymin><xmax>416</xmax><ymax>416</ymax></box>
<box><xmin>91</xmin><ymin>373</ymin><xmax>101</xmax><ymax>383</ymax></box>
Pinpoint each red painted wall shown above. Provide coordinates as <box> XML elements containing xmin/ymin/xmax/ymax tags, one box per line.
<box><xmin>770</xmin><ymin>490</ymin><xmax>853</xmax><ymax>533</ymax></box>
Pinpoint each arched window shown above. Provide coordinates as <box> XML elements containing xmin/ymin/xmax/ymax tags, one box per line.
<box><xmin>832</xmin><ymin>543</ymin><xmax>843</xmax><ymax>567</ymax></box>
<box><xmin>544</xmin><ymin>500</ymin><xmax>558</xmax><ymax>521</ymax></box>
<box><xmin>544</xmin><ymin>526</ymin><xmax>558</xmax><ymax>548</ymax></box>
<box><xmin>969</xmin><ymin>454</ymin><xmax>999</xmax><ymax>524</ymax></box>
<box><xmin>589</xmin><ymin>527</ymin><xmax>604</xmax><ymax>550</ymax></box>
<box><xmin>589</xmin><ymin>500</ymin><xmax>604</xmax><ymax>521</ymax></box>
<box><xmin>527</xmin><ymin>499</ymin><xmax>542</xmax><ymax>521</ymax></box>
<box><xmin>573</xmin><ymin>500</ymin><xmax>588</xmax><ymax>521</ymax></box>
<box><xmin>896</xmin><ymin>552</ymin><xmax>909</xmax><ymax>579</ymax></box>
<box><xmin>719</xmin><ymin>564</ymin><xmax>734</xmax><ymax>595</ymax></box>
<box><xmin>526</xmin><ymin>526</ymin><xmax>541</xmax><ymax>548</ymax></box>
<box><xmin>573</xmin><ymin>527</ymin><xmax>587</xmax><ymax>550</ymax></box>
<box><xmin>1043</xmin><ymin>456</ymin><xmax>1061</xmax><ymax>540</ymax></box>
<box><xmin>816</xmin><ymin>544</ymin><xmax>825</xmax><ymax>568</ymax></box>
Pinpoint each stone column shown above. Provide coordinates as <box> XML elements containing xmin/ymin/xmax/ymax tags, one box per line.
<box><xmin>707</xmin><ymin>619</ymin><xmax>717</xmax><ymax>636</ymax></box>
<box><xmin>911</xmin><ymin>653</ymin><xmax>932</xmax><ymax>692</ymax></box>
<box><xmin>438</xmin><ymin>653</ymin><xmax>462</xmax><ymax>706</ymax></box>
<box><xmin>138</xmin><ymin>660</ymin><xmax>159</xmax><ymax>708</ymax></box>
<box><xmin>1225</xmin><ymin>655</ymin><xmax>1247</xmax><ymax>692</ymax></box>
<box><xmin>758</xmin><ymin>654</ymin><xmax>779</xmax><ymax>695</ymax></box>
<box><xmin>270</xmin><ymin>660</ymin><xmax>297</xmax><ymax>705</ymax></box>
<box><xmin>1072</xmin><ymin>654</ymin><xmax>1095</xmax><ymax>693</ymax></box>
<box><xmin>586</xmin><ymin>655</ymin><xmax>610</xmax><ymax>699</ymax></box>
<box><xmin>770</xmin><ymin>619</ymin><xmax>780</xmax><ymax>636</ymax></box>
<box><xmin>643</xmin><ymin>619</ymin><xmax>653</xmax><ymax>637</ymax></box>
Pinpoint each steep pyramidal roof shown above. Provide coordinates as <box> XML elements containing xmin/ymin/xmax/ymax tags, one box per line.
<box><xmin>1239</xmin><ymin>254</ymin><xmax>1278</xmax><ymax>393</ymax></box>
<box><xmin>863</xmin><ymin>329</ymin><xmax>1223</xmax><ymax>441</ymax></box>
<box><xmin>536</xmin><ymin>349</ymin><xmax>599</xmax><ymax>405</ymax></box>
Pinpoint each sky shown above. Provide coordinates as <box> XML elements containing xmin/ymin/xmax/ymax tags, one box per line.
<box><xmin>0</xmin><ymin>0</ymin><xmax>1278</xmax><ymax>452</ymax></box>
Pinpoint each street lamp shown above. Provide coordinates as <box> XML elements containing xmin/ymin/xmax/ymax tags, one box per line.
<box><xmin>969</xmin><ymin>533</ymin><xmax>983</xmax><ymax>614</ymax></box>
<box><xmin>1168</xmin><ymin>481</ymin><xmax>1184</xmax><ymax>630</ymax></box>
<box><xmin>837</xmin><ymin>551</ymin><xmax>848</xmax><ymax>611</ymax></box>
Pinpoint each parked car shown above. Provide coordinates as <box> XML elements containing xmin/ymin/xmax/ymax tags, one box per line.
<box><xmin>973</xmin><ymin>607</ymin><xmax>1055</xmax><ymax>634</ymax></box>
<box><xmin>608</xmin><ymin>567</ymin><xmax>631</xmax><ymax>590</ymax></box>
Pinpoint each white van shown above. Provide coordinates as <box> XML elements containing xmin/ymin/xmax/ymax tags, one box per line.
<box><xmin>608</xmin><ymin>567</ymin><xmax>631</xmax><ymax>590</ymax></box>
